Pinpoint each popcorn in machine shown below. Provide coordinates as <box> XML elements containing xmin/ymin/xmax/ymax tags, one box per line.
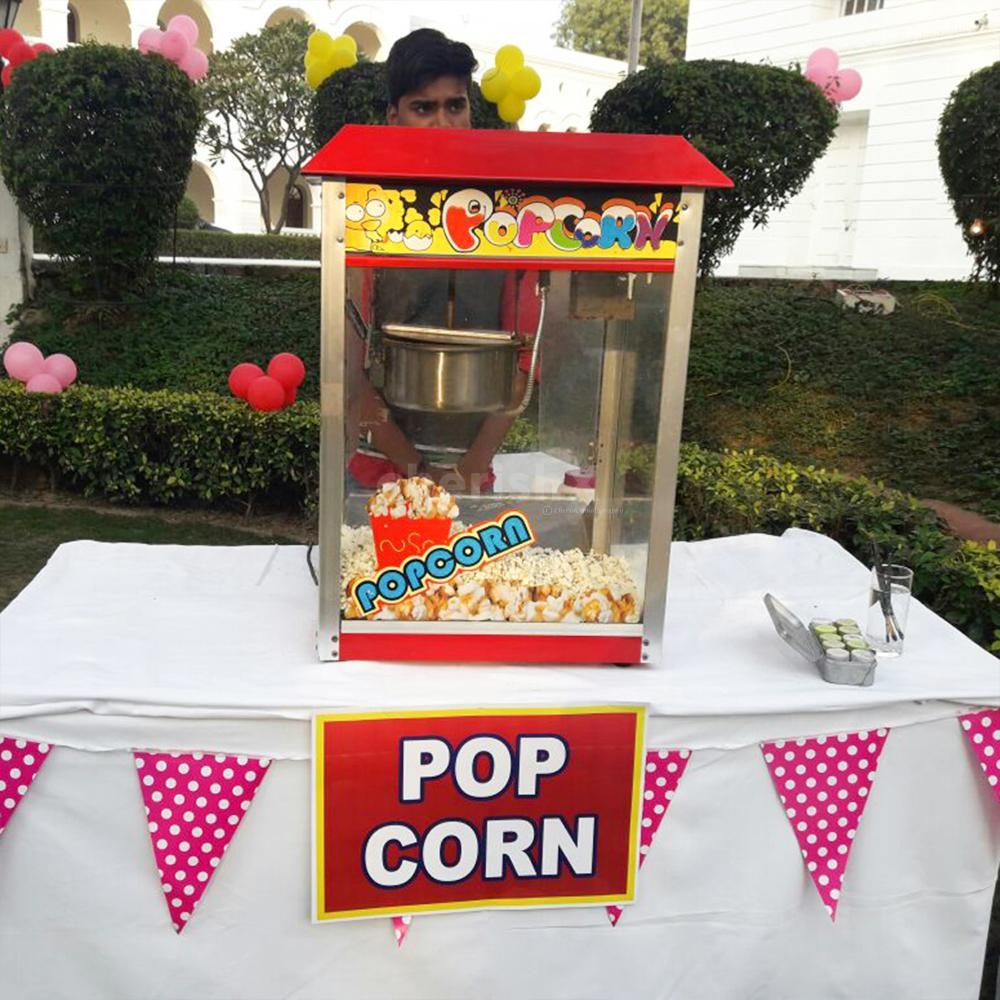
<box><xmin>302</xmin><ymin>126</ymin><xmax>731</xmax><ymax>664</ymax></box>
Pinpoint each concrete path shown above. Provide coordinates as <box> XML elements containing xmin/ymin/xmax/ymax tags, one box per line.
<box><xmin>922</xmin><ymin>500</ymin><xmax>1000</xmax><ymax>545</ymax></box>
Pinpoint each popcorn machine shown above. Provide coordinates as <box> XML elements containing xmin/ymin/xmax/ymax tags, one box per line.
<box><xmin>302</xmin><ymin>126</ymin><xmax>731</xmax><ymax>665</ymax></box>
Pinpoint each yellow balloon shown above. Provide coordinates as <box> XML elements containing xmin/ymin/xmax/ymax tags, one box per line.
<box><xmin>498</xmin><ymin>93</ymin><xmax>526</xmax><ymax>123</ymax></box>
<box><xmin>328</xmin><ymin>50</ymin><xmax>356</xmax><ymax>73</ymax></box>
<box><xmin>306</xmin><ymin>61</ymin><xmax>328</xmax><ymax>90</ymax></box>
<box><xmin>510</xmin><ymin>66</ymin><xmax>541</xmax><ymax>100</ymax></box>
<box><xmin>480</xmin><ymin>68</ymin><xmax>508</xmax><ymax>103</ymax></box>
<box><xmin>495</xmin><ymin>45</ymin><xmax>524</xmax><ymax>75</ymax></box>
<box><xmin>331</xmin><ymin>34</ymin><xmax>358</xmax><ymax>58</ymax></box>
<box><xmin>308</xmin><ymin>30</ymin><xmax>334</xmax><ymax>59</ymax></box>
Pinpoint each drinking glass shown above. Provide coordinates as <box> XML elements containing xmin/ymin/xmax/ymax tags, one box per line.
<box><xmin>865</xmin><ymin>564</ymin><xmax>913</xmax><ymax>655</ymax></box>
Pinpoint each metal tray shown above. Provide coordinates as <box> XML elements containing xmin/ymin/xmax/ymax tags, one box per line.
<box><xmin>763</xmin><ymin>593</ymin><xmax>877</xmax><ymax>687</ymax></box>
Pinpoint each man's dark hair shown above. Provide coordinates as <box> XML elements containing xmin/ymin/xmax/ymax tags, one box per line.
<box><xmin>386</xmin><ymin>28</ymin><xmax>478</xmax><ymax>106</ymax></box>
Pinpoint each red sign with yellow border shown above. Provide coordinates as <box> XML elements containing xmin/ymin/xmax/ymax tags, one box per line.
<box><xmin>313</xmin><ymin>706</ymin><xmax>646</xmax><ymax>921</ymax></box>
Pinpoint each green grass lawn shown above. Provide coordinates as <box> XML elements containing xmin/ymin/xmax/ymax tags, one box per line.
<box><xmin>0</xmin><ymin>501</ymin><xmax>299</xmax><ymax>611</ymax></box>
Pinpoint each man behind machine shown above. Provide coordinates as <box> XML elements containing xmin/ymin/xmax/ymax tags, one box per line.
<box><xmin>348</xmin><ymin>28</ymin><xmax>539</xmax><ymax>495</ymax></box>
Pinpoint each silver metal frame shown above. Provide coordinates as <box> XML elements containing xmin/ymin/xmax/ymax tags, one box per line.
<box><xmin>316</xmin><ymin>180</ymin><xmax>707</xmax><ymax>666</ymax></box>
<box><xmin>592</xmin><ymin>319</ymin><xmax>628</xmax><ymax>555</ymax></box>
<box><xmin>317</xmin><ymin>179</ymin><xmax>347</xmax><ymax>661</ymax></box>
<box><xmin>641</xmin><ymin>189</ymin><xmax>705</xmax><ymax>665</ymax></box>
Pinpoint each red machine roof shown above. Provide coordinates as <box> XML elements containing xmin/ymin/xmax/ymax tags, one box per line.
<box><xmin>302</xmin><ymin>125</ymin><xmax>732</xmax><ymax>189</ymax></box>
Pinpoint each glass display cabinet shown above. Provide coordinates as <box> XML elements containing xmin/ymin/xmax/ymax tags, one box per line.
<box><xmin>302</xmin><ymin>126</ymin><xmax>731</xmax><ymax>665</ymax></box>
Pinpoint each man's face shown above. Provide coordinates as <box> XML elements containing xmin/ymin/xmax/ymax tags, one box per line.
<box><xmin>388</xmin><ymin>75</ymin><xmax>471</xmax><ymax>128</ymax></box>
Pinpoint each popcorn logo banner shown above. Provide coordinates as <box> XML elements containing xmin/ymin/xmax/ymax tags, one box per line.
<box><xmin>762</xmin><ymin>729</ymin><xmax>889</xmax><ymax>920</ymax></box>
<box><xmin>134</xmin><ymin>752</ymin><xmax>270</xmax><ymax>932</ymax></box>
<box><xmin>959</xmin><ymin>709</ymin><xmax>1000</xmax><ymax>805</ymax></box>
<box><xmin>607</xmin><ymin>748</ymin><xmax>691</xmax><ymax>927</ymax></box>
<box><xmin>0</xmin><ymin>736</ymin><xmax>52</xmax><ymax>838</ymax></box>
<box><xmin>344</xmin><ymin>182</ymin><xmax>681</xmax><ymax>266</ymax></box>
<box><xmin>313</xmin><ymin>707</ymin><xmax>646</xmax><ymax>921</ymax></box>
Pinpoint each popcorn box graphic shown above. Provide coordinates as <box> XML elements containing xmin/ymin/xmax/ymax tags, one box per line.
<box><xmin>370</xmin><ymin>515</ymin><xmax>454</xmax><ymax>570</ymax></box>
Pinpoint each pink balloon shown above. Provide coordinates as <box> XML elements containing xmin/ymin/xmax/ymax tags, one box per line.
<box><xmin>807</xmin><ymin>47</ymin><xmax>839</xmax><ymax>76</ymax></box>
<box><xmin>41</xmin><ymin>353</ymin><xmax>77</xmax><ymax>388</ymax></box>
<box><xmin>179</xmin><ymin>46</ymin><xmax>209</xmax><ymax>82</ymax></box>
<box><xmin>167</xmin><ymin>14</ymin><xmax>199</xmax><ymax>44</ymax></box>
<box><xmin>159</xmin><ymin>29</ymin><xmax>189</xmax><ymax>63</ymax></box>
<box><xmin>835</xmin><ymin>68</ymin><xmax>862</xmax><ymax>102</ymax></box>
<box><xmin>3</xmin><ymin>341</ymin><xmax>44</xmax><ymax>382</ymax></box>
<box><xmin>804</xmin><ymin>65</ymin><xmax>830</xmax><ymax>88</ymax></box>
<box><xmin>138</xmin><ymin>27</ymin><xmax>163</xmax><ymax>54</ymax></box>
<box><xmin>25</xmin><ymin>373</ymin><xmax>62</xmax><ymax>394</ymax></box>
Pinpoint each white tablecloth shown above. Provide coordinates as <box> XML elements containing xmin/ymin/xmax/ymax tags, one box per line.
<box><xmin>0</xmin><ymin>529</ymin><xmax>997</xmax><ymax>1000</ymax></box>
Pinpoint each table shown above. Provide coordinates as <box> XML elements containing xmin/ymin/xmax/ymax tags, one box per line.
<box><xmin>1</xmin><ymin>529</ymin><xmax>997</xmax><ymax>1000</ymax></box>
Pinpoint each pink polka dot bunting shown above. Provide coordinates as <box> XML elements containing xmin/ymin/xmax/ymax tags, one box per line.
<box><xmin>0</xmin><ymin>736</ymin><xmax>52</xmax><ymax>837</ymax></box>
<box><xmin>607</xmin><ymin>748</ymin><xmax>691</xmax><ymax>927</ymax></box>
<box><xmin>959</xmin><ymin>709</ymin><xmax>1000</xmax><ymax>806</ymax></box>
<box><xmin>133</xmin><ymin>751</ymin><xmax>270</xmax><ymax>933</ymax></box>
<box><xmin>391</xmin><ymin>914</ymin><xmax>412</xmax><ymax>945</ymax></box>
<box><xmin>761</xmin><ymin>729</ymin><xmax>889</xmax><ymax>921</ymax></box>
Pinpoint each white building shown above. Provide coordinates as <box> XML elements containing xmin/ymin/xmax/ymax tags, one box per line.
<box><xmin>13</xmin><ymin>0</ymin><xmax>626</xmax><ymax>235</ymax></box>
<box><xmin>687</xmin><ymin>0</ymin><xmax>1000</xmax><ymax>280</ymax></box>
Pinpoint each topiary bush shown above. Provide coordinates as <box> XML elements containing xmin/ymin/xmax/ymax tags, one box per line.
<box><xmin>0</xmin><ymin>44</ymin><xmax>202</xmax><ymax>296</ymax></box>
<box><xmin>312</xmin><ymin>61</ymin><xmax>506</xmax><ymax>147</ymax></box>
<box><xmin>938</xmin><ymin>61</ymin><xmax>1000</xmax><ymax>289</ymax></box>
<box><xmin>590</xmin><ymin>59</ymin><xmax>838</xmax><ymax>275</ymax></box>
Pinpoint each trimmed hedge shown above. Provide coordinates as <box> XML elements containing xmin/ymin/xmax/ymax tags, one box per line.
<box><xmin>161</xmin><ymin>229</ymin><xmax>321</xmax><ymax>261</ymax></box>
<box><xmin>0</xmin><ymin>381</ymin><xmax>317</xmax><ymax>510</ymax></box>
<box><xmin>34</xmin><ymin>226</ymin><xmax>322</xmax><ymax>262</ymax></box>
<box><xmin>1</xmin><ymin>380</ymin><xmax>995</xmax><ymax>652</ymax></box>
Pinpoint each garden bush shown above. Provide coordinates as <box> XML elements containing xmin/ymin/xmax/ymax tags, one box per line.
<box><xmin>937</xmin><ymin>61</ymin><xmax>1000</xmax><ymax>288</ymax></box>
<box><xmin>0</xmin><ymin>379</ymin><xmax>995</xmax><ymax>652</ymax></box>
<box><xmin>590</xmin><ymin>60</ymin><xmax>838</xmax><ymax>275</ymax></box>
<box><xmin>175</xmin><ymin>197</ymin><xmax>201</xmax><ymax>230</ymax></box>
<box><xmin>0</xmin><ymin>44</ymin><xmax>201</xmax><ymax>296</ymax></box>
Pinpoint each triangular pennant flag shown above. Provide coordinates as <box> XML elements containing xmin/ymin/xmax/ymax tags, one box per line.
<box><xmin>391</xmin><ymin>914</ymin><xmax>411</xmax><ymax>945</ymax></box>
<box><xmin>0</xmin><ymin>736</ymin><xmax>52</xmax><ymax>837</ymax></box>
<box><xmin>134</xmin><ymin>751</ymin><xmax>269</xmax><ymax>932</ymax></box>
<box><xmin>607</xmin><ymin>748</ymin><xmax>691</xmax><ymax>927</ymax></box>
<box><xmin>959</xmin><ymin>709</ymin><xmax>1000</xmax><ymax>805</ymax></box>
<box><xmin>761</xmin><ymin>729</ymin><xmax>888</xmax><ymax>921</ymax></box>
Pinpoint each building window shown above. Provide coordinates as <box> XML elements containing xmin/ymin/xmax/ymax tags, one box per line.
<box><xmin>67</xmin><ymin>3</ymin><xmax>79</xmax><ymax>42</ymax></box>
<box><xmin>843</xmin><ymin>0</ymin><xmax>883</xmax><ymax>14</ymax></box>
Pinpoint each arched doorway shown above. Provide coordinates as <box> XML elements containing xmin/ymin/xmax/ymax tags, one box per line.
<box><xmin>265</xmin><ymin>168</ymin><xmax>312</xmax><ymax>232</ymax></box>
<box><xmin>157</xmin><ymin>0</ymin><xmax>212</xmax><ymax>54</ymax></box>
<box><xmin>184</xmin><ymin>162</ymin><xmax>215</xmax><ymax>225</ymax></box>
<box><xmin>343</xmin><ymin>20</ymin><xmax>380</xmax><ymax>59</ymax></box>
<box><xmin>265</xmin><ymin>6</ymin><xmax>310</xmax><ymax>28</ymax></box>
<box><xmin>75</xmin><ymin>0</ymin><xmax>130</xmax><ymax>45</ymax></box>
<box><xmin>67</xmin><ymin>2</ymin><xmax>79</xmax><ymax>43</ymax></box>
